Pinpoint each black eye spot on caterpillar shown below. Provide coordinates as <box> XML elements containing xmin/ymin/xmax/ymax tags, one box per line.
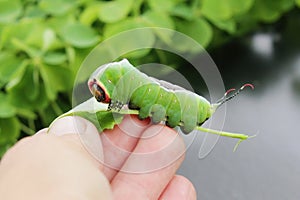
<box><xmin>88</xmin><ymin>78</ymin><xmax>111</xmax><ymax>103</ymax></box>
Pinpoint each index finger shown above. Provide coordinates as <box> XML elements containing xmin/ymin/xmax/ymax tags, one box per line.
<box><xmin>100</xmin><ymin>115</ymin><xmax>151</xmax><ymax>180</ymax></box>
<box><xmin>111</xmin><ymin>124</ymin><xmax>186</xmax><ymax>200</ymax></box>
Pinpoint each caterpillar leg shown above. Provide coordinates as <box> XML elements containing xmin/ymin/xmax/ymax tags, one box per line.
<box><xmin>165</xmin><ymin>114</ymin><xmax>181</xmax><ymax>128</ymax></box>
<box><xmin>165</xmin><ymin>94</ymin><xmax>181</xmax><ymax>128</ymax></box>
<box><xmin>180</xmin><ymin>123</ymin><xmax>196</xmax><ymax>134</ymax></box>
<box><xmin>150</xmin><ymin>104</ymin><xmax>166</xmax><ymax>124</ymax></box>
<box><xmin>177</xmin><ymin>93</ymin><xmax>198</xmax><ymax>134</ymax></box>
<box><xmin>128</xmin><ymin>101</ymin><xmax>139</xmax><ymax>110</ymax></box>
<box><xmin>180</xmin><ymin>107</ymin><xmax>198</xmax><ymax>133</ymax></box>
<box><xmin>138</xmin><ymin>105</ymin><xmax>151</xmax><ymax>120</ymax></box>
<box><xmin>180</xmin><ymin>114</ymin><xmax>198</xmax><ymax>134</ymax></box>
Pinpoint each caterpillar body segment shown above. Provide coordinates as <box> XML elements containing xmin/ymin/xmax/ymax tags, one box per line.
<box><xmin>88</xmin><ymin>59</ymin><xmax>213</xmax><ymax>134</ymax></box>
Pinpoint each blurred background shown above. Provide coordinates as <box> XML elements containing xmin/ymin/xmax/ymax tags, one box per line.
<box><xmin>1</xmin><ymin>0</ymin><xmax>300</xmax><ymax>199</ymax></box>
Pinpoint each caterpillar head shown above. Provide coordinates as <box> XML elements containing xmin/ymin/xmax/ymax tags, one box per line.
<box><xmin>88</xmin><ymin>61</ymin><xmax>114</xmax><ymax>103</ymax></box>
<box><xmin>88</xmin><ymin>77</ymin><xmax>111</xmax><ymax>103</ymax></box>
<box><xmin>88</xmin><ymin>59</ymin><xmax>132</xmax><ymax>104</ymax></box>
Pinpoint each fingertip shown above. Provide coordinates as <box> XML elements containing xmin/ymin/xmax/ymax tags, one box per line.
<box><xmin>130</xmin><ymin>114</ymin><xmax>151</xmax><ymax>125</ymax></box>
<box><xmin>104</xmin><ymin>114</ymin><xmax>151</xmax><ymax>140</ymax></box>
<box><xmin>34</xmin><ymin>128</ymin><xmax>48</xmax><ymax>135</ymax></box>
<box><xmin>100</xmin><ymin>115</ymin><xmax>152</xmax><ymax>180</ymax></box>
<box><xmin>48</xmin><ymin>116</ymin><xmax>94</xmax><ymax>136</ymax></box>
<box><xmin>48</xmin><ymin>116</ymin><xmax>104</xmax><ymax>164</ymax></box>
<box><xmin>140</xmin><ymin>124</ymin><xmax>185</xmax><ymax>154</ymax></box>
<box><xmin>159</xmin><ymin>175</ymin><xmax>196</xmax><ymax>200</ymax></box>
<box><xmin>116</xmin><ymin>124</ymin><xmax>186</xmax><ymax>173</ymax></box>
<box><xmin>110</xmin><ymin>125</ymin><xmax>186</xmax><ymax>199</ymax></box>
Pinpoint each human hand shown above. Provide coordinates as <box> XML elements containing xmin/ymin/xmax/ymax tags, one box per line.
<box><xmin>0</xmin><ymin>115</ymin><xmax>196</xmax><ymax>199</ymax></box>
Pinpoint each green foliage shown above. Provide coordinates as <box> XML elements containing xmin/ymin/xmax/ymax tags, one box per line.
<box><xmin>0</xmin><ymin>0</ymin><xmax>298</xmax><ymax>156</ymax></box>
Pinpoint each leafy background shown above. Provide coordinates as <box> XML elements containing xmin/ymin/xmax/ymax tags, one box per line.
<box><xmin>0</xmin><ymin>0</ymin><xmax>299</xmax><ymax>156</ymax></box>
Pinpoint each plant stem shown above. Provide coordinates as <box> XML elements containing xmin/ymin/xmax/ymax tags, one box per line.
<box><xmin>21</xmin><ymin>123</ymin><xmax>35</xmax><ymax>135</ymax></box>
<box><xmin>195</xmin><ymin>126</ymin><xmax>249</xmax><ymax>140</ymax></box>
<box><xmin>28</xmin><ymin>119</ymin><xmax>36</xmax><ymax>132</ymax></box>
<box><xmin>51</xmin><ymin>101</ymin><xmax>63</xmax><ymax>116</ymax></box>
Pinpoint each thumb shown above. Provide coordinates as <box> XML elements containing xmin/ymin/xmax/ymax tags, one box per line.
<box><xmin>48</xmin><ymin>116</ymin><xmax>104</xmax><ymax>163</ymax></box>
<box><xmin>0</xmin><ymin>116</ymin><xmax>111</xmax><ymax>200</ymax></box>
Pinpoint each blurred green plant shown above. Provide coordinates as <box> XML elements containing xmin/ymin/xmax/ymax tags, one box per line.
<box><xmin>0</xmin><ymin>0</ymin><xmax>299</xmax><ymax>156</ymax></box>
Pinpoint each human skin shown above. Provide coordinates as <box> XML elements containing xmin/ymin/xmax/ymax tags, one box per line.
<box><xmin>0</xmin><ymin>115</ymin><xmax>196</xmax><ymax>200</ymax></box>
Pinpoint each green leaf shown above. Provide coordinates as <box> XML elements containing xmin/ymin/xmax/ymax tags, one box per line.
<box><xmin>39</xmin><ymin>0</ymin><xmax>78</xmax><ymax>16</ymax></box>
<box><xmin>200</xmin><ymin>0</ymin><xmax>255</xmax><ymax>32</ymax></box>
<box><xmin>8</xmin><ymin>82</ymin><xmax>48</xmax><ymax>110</ymax></box>
<box><xmin>0</xmin><ymin>116</ymin><xmax>20</xmax><ymax>157</ymax></box>
<box><xmin>148</xmin><ymin>0</ymin><xmax>177</xmax><ymax>13</ymax></box>
<box><xmin>251</xmin><ymin>0</ymin><xmax>294</xmax><ymax>22</ymax></box>
<box><xmin>103</xmin><ymin>18</ymin><xmax>145</xmax><ymax>38</ymax></box>
<box><xmin>72</xmin><ymin>111</ymin><xmax>124</xmax><ymax>132</ymax></box>
<box><xmin>0</xmin><ymin>52</ymin><xmax>23</xmax><ymax>87</ymax></box>
<box><xmin>0</xmin><ymin>117</ymin><xmax>20</xmax><ymax>146</ymax></box>
<box><xmin>42</xmin><ymin>28</ymin><xmax>56</xmax><ymax>52</ymax></box>
<box><xmin>70</xmin><ymin>48</ymin><xmax>91</xmax><ymax>82</ymax></box>
<box><xmin>171</xmin><ymin>4</ymin><xmax>195</xmax><ymax>20</ymax></box>
<box><xmin>175</xmin><ymin>18</ymin><xmax>213</xmax><ymax>50</ymax></box>
<box><xmin>17</xmin><ymin>65</ymin><xmax>39</xmax><ymax>101</ymax></box>
<box><xmin>141</xmin><ymin>11</ymin><xmax>174</xmax><ymax>29</ymax></box>
<box><xmin>103</xmin><ymin>21</ymin><xmax>156</xmax><ymax>59</ymax></box>
<box><xmin>39</xmin><ymin>64</ymin><xmax>73</xmax><ymax>100</ymax></box>
<box><xmin>297</xmin><ymin>0</ymin><xmax>300</xmax><ymax>7</ymax></box>
<box><xmin>47</xmin><ymin>14</ymin><xmax>77</xmax><ymax>33</ymax></box>
<box><xmin>42</xmin><ymin>52</ymin><xmax>67</xmax><ymax>65</ymax></box>
<box><xmin>201</xmin><ymin>0</ymin><xmax>233</xmax><ymax>20</ymax></box>
<box><xmin>11</xmin><ymin>38</ymin><xmax>40</xmax><ymax>58</ymax></box>
<box><xmin>51</xmin><ymin>97</ymin><xmax>138</xmax><ymax>132</ymax></box>
<box><xmin>6</xmin><ymin>60</ymin><xmax>29</xmax><ymax>91</ymax></box>
<box><xmin>141</xmin><ymin>11</ymin><xmax>175</xmax><ymax>43</ymax></box>
<box><xmin>201</xmin><ymin>0</ymin><xmax>254</xmax><ymax>21</ymax></box>
<box><xmin>23</xmin><ymin>4</ymin><xmax>47</xmax><ymax>19</ymax></box>
<box><xmin>7</xmin><ymin>65</ymin><xmax>48</xmax><ymax>110</ymax></box>
<box><xmin>280</xmin><ymin>0</ymin><xmax>295</xmax><ymax>11</ymax></box>
<box><xmin>0</xmin><ymin>19</ymin><xmax>46</xmax><ymax>50</ymax></box>
<box><xmin>61</xmin><ymin>23</ymin><xmax>100</xmax><ymax>48</ymax></box>
<box><xmin>0</xmin><ymin>92</ymin><xmax>16</xmax><ymax>118</ymax></box>
<box><xmin>0</xmin><ymin>0</ymin><xmax>22</xmax><ymax>23</ymax></box>
<box><xmin>228</xmin><ymin>0</ymin><xmax>254</xmax><ymax>15</ymax></box>
<box><xmin>106</xmin><ymin>12</ymin><xmax>174</xmax><ymax>46</ymax></box>
<box><xmin>66</xmin><ymin>46</ymin><xmax>76</xmax><ymax>65</ymax></box>
<box><xmin>26</xmin><ymin>23</ymin><xmax>62</xmax><ymax>51</ymax></box>
<box><xmin>79</xmin><ymin>2</ymin><xmax>102</xmax><ymax>25</ymax></box>
<box><xmin>16</xmin><ymin>108</ymin><xmax>36</xmax><ymax>120</ymax></box>
<box><xmin>3</xmin><ymin>19</ymin><xmax>59</xmax><ymax>53</ymax></box>
<box><xmin>98</xmin><ymin>0</ymin><xmax>134</xmax><ymax>23</ymax></box>
<box><xmin>209</xmin><ymin>18</ymin><xmax>237</xmax><ymax>34</ymax></box>
<box><xmin>122</xmin><ymin>49</ymin><xmax>152</xmax><ymax>60</ymax></box>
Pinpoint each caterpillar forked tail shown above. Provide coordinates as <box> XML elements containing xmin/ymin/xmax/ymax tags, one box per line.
<box><xmin>211</xmin><ymin>83</ymin><xmax>254</xmax><ymax>113</ymax></box>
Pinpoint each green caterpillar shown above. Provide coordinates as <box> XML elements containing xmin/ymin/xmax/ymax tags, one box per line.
<box><xmin>88</xmin><ymin>59</ymin><xmax>253</xmax><ymax>134</ymax></box>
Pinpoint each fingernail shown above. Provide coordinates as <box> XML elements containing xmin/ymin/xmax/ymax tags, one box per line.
<box><xmin>182</xmin><ymin>180</ymin><xmax>196</xmax><ymax>200</ymax></box>
<box><xmin>78</xmin><ymin>118</ymin><xmax>104</xmax><ymax>162</ymax></box>
<box><xmin>49</xmin><ymin>116</ymin><xmax>104</xmax><ymax>162</ymax></box>
<box><xmin>48</xmin><ymin>116</ymin><xmax>86</xmax><ymax>136</ymax></box>
<box><xmin>35</xmin><ymin>128</ymin><xmax>48</xmax><ymax>135</ymax></box>
<box><xmin>160</xmin><ymin>176</ymin><xmax>196</xmax><ymax>200</ymax></box>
